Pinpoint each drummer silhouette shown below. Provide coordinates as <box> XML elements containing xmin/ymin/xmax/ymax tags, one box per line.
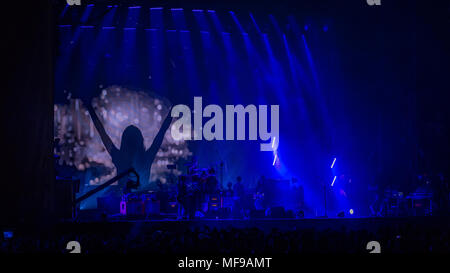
<box><xmin>82</xmin><ymin>96</ymin><xmax>173</xmax><ymax>195</ymax></box>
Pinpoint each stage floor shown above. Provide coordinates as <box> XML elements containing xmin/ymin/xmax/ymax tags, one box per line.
<box><xmin>50</xmin><ymin>215</ymin><xmax>450</xmax><ymax>235</ymax></box>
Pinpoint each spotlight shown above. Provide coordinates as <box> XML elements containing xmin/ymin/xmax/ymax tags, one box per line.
<box><xmin>330</xmin><ymin>157</ymin><xmax>336</xmax><ymax>168</ymax></box>
<box><xmin>331</xmin><ymin>175</ymin><xmax>337</xmax><ymax>186</ymax></box>
<box><xmin>337</xmin><ymin>211</ymin><xmax>345</xmax><ymax>218</ymax></box>
<box><xmin>349</xmin><ymin>209</ymin><xmax>354</xmax><ymax>215</ymax></box>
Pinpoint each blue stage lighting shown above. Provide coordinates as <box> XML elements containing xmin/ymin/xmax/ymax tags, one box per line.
<box><xmin>331</xmin><ymin>157</ymin><xmax>336</xmax><ymax>168</ymax></box>
<box><xmin>81</xmin><ymin>4</ymin><xmax>94</xmax><ymax>23</ymax></box>
<box><xmin>331</xmin><ymin>176</ymin><xmax>337</xmax><ymax>186</ymax></box>
<box><xmin>59</xmin><ymin>4</ymin><xmax>69</xmax><ymax>19</ymax></box>
<box><xmin>249</xmin><ymin>13</ymin><xmax>262</xmax><ymax>34</ymax></box>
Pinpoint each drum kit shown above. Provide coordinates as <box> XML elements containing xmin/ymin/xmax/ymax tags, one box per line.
<box><xmin>182</xmin><ymin>157</ymin><xmax>220</xmax><ymax>195</ymax></box>
<box><xmin>184</xmin><ymin>168</ymin><xmax>217</xmax><ymax>194</ymax></box>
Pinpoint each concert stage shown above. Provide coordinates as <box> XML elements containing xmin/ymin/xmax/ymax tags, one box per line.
<box><xmin>6</xmin><ymin>215</ymin><xmax>445</xmax><ymax>254</ymax></box>
<box><xmin>3</xmin><ymin>0</ymin><xmax>450</xmax><ymax>259</ymax></box>
<box><xmin>56</xmin><ymin>215</ymin><xmax>450</xmax><ymax>234</ymax></box>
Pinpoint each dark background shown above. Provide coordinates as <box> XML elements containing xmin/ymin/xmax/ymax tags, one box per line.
<box><xmin>2</xmin><ymin>0</ymin><xmax>449</xmax><ymax>226</ymax></box>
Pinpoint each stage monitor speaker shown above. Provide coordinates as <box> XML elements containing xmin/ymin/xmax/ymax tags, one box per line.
<box><xmin>144</xmin><ymin>200</ymin><xmax>160</xmax><ymax>215</ymax></box>
<box><xmin>270</xmin><ymin>206</ymin><xmax>286</xmax><ymax>218</ymax></box>
<box><xmin>97</xmin><ymin>196</ymin><xmax>121</xmax><ymax>214</ymax></box>
<box><xmin>120</xmin><ymin>200</ymin><xmax>144</xmax><ymax>216</ymax></box>
<box><xmin>285</xmin><ymin>209</ymin><xmax>295</xmax><ymax>218</ymax></box>
<box><xmin>296</xmin><ymin>210</ymin><xmax>305</xmax><ymax>218</ymax></box>
<box><xmin>250</xmin><ymin>209</ymin><xmax>266</xmax><ymax>219</ymax></box>
<box><xmin>218</xmin><ymin>207</ymin><xmax>231</xmax><ymax>219</ymax></box>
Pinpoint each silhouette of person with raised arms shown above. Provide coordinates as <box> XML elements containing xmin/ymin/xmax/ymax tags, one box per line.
<box><xmin>81</xmin><ymin>95</ymin><xmax>173</xmax><ymax>195</ymax></box>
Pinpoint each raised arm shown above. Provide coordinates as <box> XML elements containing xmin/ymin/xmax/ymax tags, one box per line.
<box><xmin>145</xmin><ymin>108</ymin><xmax>173</xmax><ymax>162</ymax></box>
<box><xmin>85</xmin><ymin>101</ymin><xmax>118</xmax><ymax>156</ymax></box>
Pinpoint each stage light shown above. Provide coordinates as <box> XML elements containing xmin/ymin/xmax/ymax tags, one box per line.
<box><xmin>331</xmin><ymin>175</ymin><xmax>337</xmax><ymax>186</ymax></box>
<box><xmin>331</xmin><ymin>157</ymin><xmax>336</xmax><ymax>168</ymax></box>
<box><xmin>249</xmin><ymin>13</ymin><xmax>262</xmax><ymax>34</ymax></box>
<box><xmin>59</xmin><ymin>4</ymin><xmax>69</xmax><ymax>19</ymax></box>
<box><xmin>81</xmin><ymin>4</ymin><xmax>94</xmax><ymax>23</ymax></box>
<box><xmin>349</xmin><ymin>209</ymin><xmax>354</xmax><ymax>215</ymax></box>
<box><xmin>272</xmin><ymin>154</ymin><xmax>277</xmax><ymax>166</ymax></box>
<box><xmin>230</xmin><ymin>11</ymin><xmax>245</xmax><ymax>33</ymax></box>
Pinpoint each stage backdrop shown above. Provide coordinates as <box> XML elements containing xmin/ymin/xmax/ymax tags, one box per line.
<box><xmin>53</xmin><ymin>1</ymin><xmax>417</xmax><ymax>215</ymax></box>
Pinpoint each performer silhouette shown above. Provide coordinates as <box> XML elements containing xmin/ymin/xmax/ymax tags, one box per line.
<box><xmin>83</xmin><ymin>97</ymin><xmax>173</xmax><ymax>195</ymax></box>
